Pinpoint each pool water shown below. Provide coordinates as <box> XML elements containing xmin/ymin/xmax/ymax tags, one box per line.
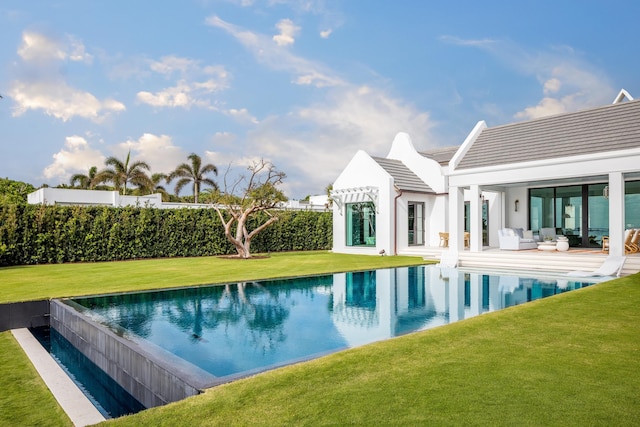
<box><xmin>67</xmin><ymin>265</ymin><xmax>597</xmax><ymax>381</ymax></box>
<box><xmin>32</xmin><ymin>326</ymin><xmax>145</xmax><ymax>418</ymax></box>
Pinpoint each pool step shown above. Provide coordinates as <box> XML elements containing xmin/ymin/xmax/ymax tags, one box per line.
<box><xmin>400</xmin><ymin>247</ymin><xmax>640</xmax><ymax>276</ymax></box>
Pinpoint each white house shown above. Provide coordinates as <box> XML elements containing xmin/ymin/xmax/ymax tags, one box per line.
<box><xmin>331</xmin><ymin>90</ymin><xmax>640</xmax><ymax>258</ymax></box>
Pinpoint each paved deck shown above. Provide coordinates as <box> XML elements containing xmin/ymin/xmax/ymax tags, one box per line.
<box><xmin>11</xmin><ymin>328</ymin><xmax>106</xmax><ymax>427</ymax></box>
<box><xmin>400</xmin><ymin>246</ymin><xmax>640</xmax><ymax>276</ymax></box>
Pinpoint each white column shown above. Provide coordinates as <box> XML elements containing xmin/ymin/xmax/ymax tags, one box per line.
<box><xmin>448</xmin><ymin>186</ymin><xmax>465</xmax><ymax>252</ymax></box>
<box><xmin>608</xmin><ymin>172</ymin><xmax>625</xmax><ymax>256</ymax></box>
<box><xmin>449</xmin><ymin>270</ymin><xmax>465</xmax><ymax>322</ymax></box>
<box><xmin>469</xmin><ymin>185</ymin><xmax>483</xmax><ymax>252</ymax></box>
<box><xmin>469</xmin><ymin>272</ymin><xmax>482</xmax><ymax>316</ymax></box>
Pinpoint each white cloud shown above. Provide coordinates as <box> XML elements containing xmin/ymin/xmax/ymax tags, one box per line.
<box><xmin>137</xmin><ymin>56</ymin><xmax>230</xmax><ymax>109</ymax></box>
<box><xmin>320</xmin><ymin>29</ymin><xmax>332</xmax><ymax>39</ymax></box>
<box><xmin>10</xmin><ymin>80</ymin><xmax>125</xmax><ymax>122</ymax></box>
<box><xmin>515</xmin><ymin>62</ymin><xmax>613</xmax><ymax>120</ymax></box>
<box><xmin>10</xmin><ymin>31</ymin><xmax>122</xmax><ymax>122</ymax></box>
<box><xmin>43</xmin><ymin>136</ymin><xmax>106</xmax><ymax>180</ymax></box>
<box><xmin>439</xmin><ymin>35</ymin><xmax>497</xmax><ymax>47</ymax></box>
<box><xmin>116</xmin><ymin>133</ymin><xmax>187</xmax><ymax>174</ymax></box>
<box><xmin>273</xmin><ymin>19</ymin><xmax>300</xmax><ymax>46</ymax></box>
<box><xmin>226</xmin><ymin>108</ymin><xmax>259</xmax><ymax>124</ymax></box>
<box><xmin>543</xmin><ymin>77</ymin><xmax>561</xmax><ymax>95</ymax></box>
<box><xmin>149</xmin><ymin>55</ymin><xmax>199</xmax><ymax>76</ymax></box>
<box><xmin>18</xmin><ymin>31</ymin><xmax>92</xmax><ymax>64</ymax></box>
<box><xmin>207</xmin><ymin>15</ymin><xmax>344</xmax><ymax>88</ymax></box>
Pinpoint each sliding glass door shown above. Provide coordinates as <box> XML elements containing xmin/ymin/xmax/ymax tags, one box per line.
<box><xmin>529</xmin><ymin>184</ymin><xmax>609</xmax><ymax>248</ymax></box>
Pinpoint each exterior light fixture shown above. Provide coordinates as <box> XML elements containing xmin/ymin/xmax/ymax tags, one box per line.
<box><xmin>515</xmin><ymin>199</ymin><xmax>520</xmax><ymax>212</ymax></box>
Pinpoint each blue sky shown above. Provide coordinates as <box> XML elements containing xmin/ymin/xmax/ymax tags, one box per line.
<box><xmin>1</xmin><ymin>1</ymin><xmax>639</xmax><ymax>199</ymax></box>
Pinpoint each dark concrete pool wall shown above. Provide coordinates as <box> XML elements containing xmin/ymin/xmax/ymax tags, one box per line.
<box><xmin>0</xmin><ymin>300</ymin><xmax>49</xmax><ymax>332</ymax></box>
<box><xmin>50</xmin><ymin>299</ymin><xmax>216</xmax><ymax>409</ymax></box>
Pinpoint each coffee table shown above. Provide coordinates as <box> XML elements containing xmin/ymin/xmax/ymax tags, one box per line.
<box><xmin>537</xmin><ymin>242</ymin><xmax>556</xmax><ymax>251</ymax></box>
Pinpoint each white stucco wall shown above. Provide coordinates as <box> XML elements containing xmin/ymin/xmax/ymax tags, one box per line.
<box><xmin>28</xmin><ymin>188</ymin><xmax>119</xmax><ymax>206</ymax></box>
<box><xmin>505</xmin><ymin>187</ymin><xmax>529</xmax><ymax>230</ymax></box>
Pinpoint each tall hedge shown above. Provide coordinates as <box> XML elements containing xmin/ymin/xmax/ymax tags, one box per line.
<box><xmin>0</xmin><ymin>204</ymin><xmax>332</xmax><ymax>266</ymax></box>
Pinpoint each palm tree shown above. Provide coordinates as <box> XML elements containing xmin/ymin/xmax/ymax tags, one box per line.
<box><xmin>151</xmin><ymin>172</ymin><xmax>171</xmax><ymax>201</ymax></box>
<box><xmin>168</xmin><ymin>153</ymin><xmax>218</xmax><ymax>203</ymax></box>
<box><xmin>93</xmin><ymin>151</ymin><xmax>153</xmax><ymax>195</ymax></box>
<box><xmin>70</xmin><ymin>166</ymin><xmax>98</xmax><ymax>189</ymax></box>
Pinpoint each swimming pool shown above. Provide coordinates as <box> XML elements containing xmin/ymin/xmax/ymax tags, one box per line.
<box><xmin>64</xmin><ymin>265</ymin><xmax>599</xmax><ymax>384</ymax></box>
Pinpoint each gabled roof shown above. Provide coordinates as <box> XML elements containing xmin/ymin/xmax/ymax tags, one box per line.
<box><xmin>420</xmin><ymin>146</ymin><xmax>459</xmax><ymax>165</ymax></box>
<box><xmin>456</xmin><ymin>98</ymin><xmax>640</xmax><ymax>170</ymax></box>
<box><xmin>372</xmin><ymin>157</ymin><xmax>434</xmax><ymax>193</ymax></box>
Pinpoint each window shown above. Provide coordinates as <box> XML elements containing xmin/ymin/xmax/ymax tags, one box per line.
<box><xmin>408</xmin><ymin>202</ymin><xmax>424</xmax><ymax>245</ymax></box>
<box><xmin>346</xmin><ymin>202</ymin><xmax>376</xmax><ymax>246</ymax></box>
<box><xmin>625</xmin><ymin>181</ymin><xmax>640</xmax><ymax>228</ymax></box>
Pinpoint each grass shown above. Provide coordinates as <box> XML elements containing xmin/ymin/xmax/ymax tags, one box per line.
<box><xmin>0</xmin><ymin>251</ymin><xmax>428</xmax><ymax>303</ymax></box>
<box><xmin>0</xmin><ymin>332</ymin><xmax>72</xmax><ymax>427</ymax></box>
<box><xmin>1</xmin><ymin>253</ymin><xmax>639</xmax><ymax>426</ymax></box>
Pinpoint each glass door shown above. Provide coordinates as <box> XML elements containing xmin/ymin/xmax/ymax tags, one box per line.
<box><xmin>408</xmin><ymin>202</ymin><xmax>424</xmax><ymax>245</ymax></box>
<box><xmin>555</xmin><ymin>186</ymin><xmax>582</xmax><ymax>247</ymax></box>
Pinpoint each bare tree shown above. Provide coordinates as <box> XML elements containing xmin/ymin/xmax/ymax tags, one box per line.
<box><xmin>214</xmin><ymin>159</ymin><xmax>287</xmax><ymax>259</ymax></box>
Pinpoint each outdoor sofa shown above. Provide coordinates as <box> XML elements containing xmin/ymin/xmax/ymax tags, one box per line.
<box><xmin>498</xmin><ymin>228</ymin><xmax>537</xmax><ymax>250</ymax></box>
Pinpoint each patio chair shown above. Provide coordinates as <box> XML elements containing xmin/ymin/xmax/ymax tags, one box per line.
<box><xmin>602</xmin><ymin>229</ymin><xmax>638</xmax><ymax>254</ymax></box>
<box><xmin>567</xmin><ymin>255</ymin><xmax>626</xmax><ymax>278</ymax></box>
<box><xmin>627</xmin><ymin>229</ymin><xmax>640</xmax><ymax>253</ymax></box>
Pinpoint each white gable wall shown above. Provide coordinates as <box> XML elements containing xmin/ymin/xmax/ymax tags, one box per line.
<box><xmin>386</xmin><ymin>132</ymin><xmax>447</xmax><ymax>194</ymax></box>
<box><xmin>332</xmin><ymin>151</ymin><xmax>395</xmax><ymax>255</ymax></box>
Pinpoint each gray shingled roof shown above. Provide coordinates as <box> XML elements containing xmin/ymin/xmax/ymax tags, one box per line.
<box><xmin>372</xmin><ymin>157</ymin><xmax>434</xmax><ymax>193</ymax></box>
<box><xmin>457</xmin><ymin>98</ymin><xmax>640</xmax><ymax>170</ymax></box>
<box><xmin>420</xmin><ymin>146</ymin><xmax>459</xmax><ymax>165</ymax></box>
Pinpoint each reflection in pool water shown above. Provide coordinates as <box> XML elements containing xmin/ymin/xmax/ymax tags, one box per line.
<box><xmin>69</xmin><ymin>265</ymin><xmax>598</xmax><ymax>380</ymax></box>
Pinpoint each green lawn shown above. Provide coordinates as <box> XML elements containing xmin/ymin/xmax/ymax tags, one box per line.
<box><xmin>0</xmin><ymin>251</ymin><xmax>427</xmax><ymax>303</ymax></box>
<box><xmin>1</xmin><ymin>253</ymin><xmax>639</xmax><ymax>426</ymax></box>
<box><xmin>0</xmin><ymin>332</ymin><xmax>72</xmax><ymax>427</ymax></box>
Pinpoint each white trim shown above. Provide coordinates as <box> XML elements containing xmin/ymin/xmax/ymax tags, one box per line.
<box><xmin>330</xmin><ymin>186</ymin><xmax>379</xmax><ymax>215</ymax></box>
<box><xmin>450</xmin><ymin>120</ymin><xmax>486</xmax><ymax>171</ymax></box>
<box><xmin>613</xmin><ymin>88</ymin><xmax>634</xmax><ymax>104</ymax></box>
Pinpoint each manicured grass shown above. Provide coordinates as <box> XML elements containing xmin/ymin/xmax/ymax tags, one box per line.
<box><xmin>0</xmin><ymin>332</ymin><xmax>72</xmax><ymax>427</ymax></box>
<box><xmin>0</xmin><ymin>251</ymin><xmax>428</xmax><ymax>303</ymax></box>
<box><xmin>2</xmin><ymin>253</ymin><xmax>638</xmax><ymax>425</ymax></box>
<box><xmin>101</xmin><ymin>274</ymin><xmax>640</xmax><ymax>426</ymax></box>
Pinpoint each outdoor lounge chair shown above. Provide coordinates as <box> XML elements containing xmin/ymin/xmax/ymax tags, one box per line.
<box><xmin>436</xmin><ymin>251</ymin><xmax>458</xmax><ymax>268</ymax></box>
<box><xmin>567</xmin><ymin>255</ymin><xmax>626</xmax><ymax>278</ymax></box>
<box><xmin>436</xmin><ymin>251</ymin><xmax>458</xmax><ymax>280</ymax></box>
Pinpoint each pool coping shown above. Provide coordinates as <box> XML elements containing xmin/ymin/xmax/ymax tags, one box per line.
<box><xmin>11</xmin><ymin>328</ymin><xmax>106</xmax><ymax>427</ymax></box>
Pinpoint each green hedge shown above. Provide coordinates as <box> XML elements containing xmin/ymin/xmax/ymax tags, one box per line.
<box><xmin>0</xmin><ymin>204</ymin><xmax>332</xmax><ymax>266</ymax></box>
